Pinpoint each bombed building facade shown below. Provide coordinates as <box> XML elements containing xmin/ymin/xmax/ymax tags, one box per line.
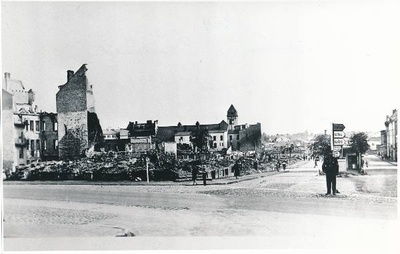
<box><xmin>39</xmin><ymin>112</ymin><xmax>59</xmax><ymax>161</ymax></box>
<box><xmin>56</xmin><ymin>64</ymin><xmax>103</xmax><ymax>160</ymax></box>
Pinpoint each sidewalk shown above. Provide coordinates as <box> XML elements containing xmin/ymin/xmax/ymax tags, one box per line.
<box><xmin>2</xmin><ymin>171</ymin><xmax>280</xmax><ymax>187</ymax></box>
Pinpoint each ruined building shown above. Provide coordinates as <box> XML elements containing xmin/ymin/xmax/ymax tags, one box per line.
<box><xmin>226</xmin><ymin>104</ymin><xmax>262</xmax><ymax>152</ymax></box>
<box><xmin>56</xmin><ymin>64</ymin><xmax>103</xmax><ymax>160</ymax></box>
<box><xmin>39</xmin><ymin>112</ymin><xmax>59</xmax><ymax>161</ymax></box>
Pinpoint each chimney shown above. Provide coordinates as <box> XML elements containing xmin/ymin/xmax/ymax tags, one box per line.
<box><xmin>67</xmin><ymin>70</ymin><xmax>74</xmax><ymax>81</ymax></box>
<box><xmin>4</xmin><ymin>72</ymin><xmax>10</xmax><ymax>79</ymax></box>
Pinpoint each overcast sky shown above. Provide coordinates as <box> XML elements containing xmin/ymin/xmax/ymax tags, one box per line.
<box><xmin>2</xmin><ymin>1</ymin><xmax>400</xmax><ymax>135</ymax></box>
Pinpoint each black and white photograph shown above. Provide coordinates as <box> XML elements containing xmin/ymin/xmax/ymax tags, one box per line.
<box><xmin>1</xmin><ymin>1</ymin><xmax>399</xmax><ymax>253</ymax></box>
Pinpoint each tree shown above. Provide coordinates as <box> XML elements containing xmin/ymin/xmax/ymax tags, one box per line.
<box><xmin>349</xmin><ymin>132</ymin><xmax>370</xmax><ymax>155</ymax></box>
<box><xmin>190</xmin><ymin>122</ymin><xmax>211</xmax><ymax>152</ymax></box>
<box><xmin>349</xmin><ymin>132</ymin><xmax>370</xmax><ymax>170</ymax></box>
<box><xmin>308</xmin><ymin>134</ymin><xmax>331</xmax><ymax>156</ymax></box>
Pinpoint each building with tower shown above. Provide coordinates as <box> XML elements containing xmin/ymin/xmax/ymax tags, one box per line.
<box><xmin>226</xmin><ymin>104</ymin><xmax>262</xmax><ymax>152</ymax></box>
<box><xmin>227</xmin><ymin>104</ymin><xmax>238</xmax><ymax>130</ymax></box>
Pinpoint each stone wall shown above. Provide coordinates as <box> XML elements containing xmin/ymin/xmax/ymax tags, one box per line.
<box><xmin>58</xmin><ymin>111</ymin><xmax>88</xmax><ymax>160</ymax></box>
<box><xmin>56</xmin><ymin>65</ymin><xmax>88</xmax><ymax>113</ymax></box>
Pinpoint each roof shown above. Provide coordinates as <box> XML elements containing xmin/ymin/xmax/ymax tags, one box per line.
<box><xmin>227</xmin><ymin>104</ymin><xmax>238</xmax><ymax>117</ymax></box>
<box><xmin>126</xmin><ymin>120</ymin><xmax>157</xmax><ymax>137</ymax></box>
<box><xmin>103</xmin><ymin>128</ymin><xmax>118</xmax><ymax>135</ymax></box>
<box><xmin>3</xmin><ymin>77</ymin><xmax>24</xmax><ymax>91</ymax></box>
<box><xmin>175</xmin><ymin>132</ymin><xmax>191</xmax><ymax>136</ymax></box>
<box><xmin>57</xmin><ymin>64</ymin><xmax>88</xmax><ymax>92</ymax></box>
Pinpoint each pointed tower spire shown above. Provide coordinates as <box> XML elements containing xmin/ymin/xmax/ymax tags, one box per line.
<box><xmin>227</xmin><ymin>104</ymin><xmax>238</xmax><ymax>130</ymax></box>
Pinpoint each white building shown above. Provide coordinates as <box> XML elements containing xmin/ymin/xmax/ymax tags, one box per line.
<box><xmin>2</xmin><ymin>73</ymin><xmax>41</xmax><ymax>172</ymax></box>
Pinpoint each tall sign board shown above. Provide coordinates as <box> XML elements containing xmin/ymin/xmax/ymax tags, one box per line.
<box><xmin>332</xmin><ymin>123</ymin><xmax>345</xmax><ymax>158</ymax></box>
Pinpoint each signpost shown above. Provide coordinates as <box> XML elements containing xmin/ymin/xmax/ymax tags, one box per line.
<box><xmin>146</xmin><ymin>157</ymin><xmax>150</xmax><ymax>184</ymax></box>
<box><xmin>333</xmin><ymin>139</ymin><xmax>345</xmax><ymax>146</ymax></box>
<box><xmin>332</xmin><ymin>123</ymin><xmax>345</xmax><ymax>158</ymax></box>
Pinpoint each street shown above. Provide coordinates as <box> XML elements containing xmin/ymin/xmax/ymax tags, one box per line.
<box><xmin>2</xmin><ymin>155</ymin><xmax>398</xmax><ymax>251</ymax></box>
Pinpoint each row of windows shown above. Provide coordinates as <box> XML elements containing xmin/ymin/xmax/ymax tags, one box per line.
<box><xmin>42</xmin><ymin>121</ymin><xmax>58</xmax><ymax>131</ymax></box>
<box><xmin>27</xmin><ymin>139</ymin><xmax>41</xmax><ymax>151</ymax></box>
<box><xmin>25</xmin><ymin>120</ymin><xmax>58</xmax><ymax>132</ymax></box>
<box><xmin>42</xmin><ymin>140</ymin><xmax>58</xmax><ymax>151</ymax></box>
<box><xmin>213</xmin><ymin>142</ymin><xmax>224</xmax><ymax>148</ymax></box>
<box><xmin>26</xmin><ymin>139</ymin><xmax>58</xmax><ymax>151</ymax></box>
<box><xmin>25</xmin><ymin>120</ymin><xmax>40</xmax><ymax>132</ymax></box>
<box><xmin>212</xmin><ymin>135</ymin><xmax>224</xmax><ymax>141</ymax></box>
<box><xmin>229</xmin><ymin>135</ymin><xmax>240</xmax><ymax>141</ymax></box>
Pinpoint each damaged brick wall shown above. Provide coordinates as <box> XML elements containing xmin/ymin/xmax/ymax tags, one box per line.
<box><xmin>239</xmin><ymin>123</ymin><xmax>262</xmax><ymax>152</ymax></box>
<box><xmin>39</xmin><ymin>113</ymin><xmax>59</xmax><ymax>161</ymax></box>
<box><xmin>58</xmin><ymin>111</ymin><xmax>88</xmax><ymax>160</ymax></box>
<box><xmin>88</xmin><ymin>111</ymin><xmax>104</xmax><ymax>150</ymax></box>
<box><xmin>56</xmin><ymin>65</ymin><xmax>90</xmax><ymax>160</ymax></box>
<box><xmin>56</xmin><ymin>65</ymin><xmax>88</xmax><ymax>113</ymax></box>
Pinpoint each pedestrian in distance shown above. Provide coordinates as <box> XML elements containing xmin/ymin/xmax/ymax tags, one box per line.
<box><xmin>201</xmin><ymin>168</ymin><xmax>207</xmax><ymax>186</ymax></box>
<box><xmin>282</xmin><ymin>160</ymin><xmax>287</xmax><ymax>170</ymax></box>
<box><xmin>233</xmin><ymin>160</ymin><xmax>241</xmax><ymax>179</ymax></box>
<box><xmin>314</xmin><ymin>156</ymin><xmax>319</xmax><ymax>168</ymax></box>
<box><xmin>322</xmin><ymin>148</ymin><xmax>339</xmax><ymax>195</ymax></box>
<box><xmin>276</xmin><ymin>160</ymin><xmax>281</xmax><ymax>172</ymax></box>
<box><xmin>253</xmin><ymin>158</ymin><xmax>258</xmax><ymax>170</ymax></box>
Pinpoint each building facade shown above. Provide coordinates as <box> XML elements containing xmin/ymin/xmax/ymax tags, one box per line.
<box><xmin>2</xmin><ymin>73</ymin><xmax>41</xmax><ymax>172</ymax></box>
<box><xmin>56</xmin><ymin>64</ymin><xmax>103</xmax><ymax>160</ymax></box>
<box><xmin>103</xmin><ymin>128</ymin><xmax>119</xmax><ymax>151</ymax></box>
<box><xmin>226</xmin><ymin>105</ymin><xmax>262</xmax><ymax>152</ymax></box>
<box><xmin>125</xmin><ymin>120</ymin><xmax>158</xmax><ymax>153</ymax></box>
<box><xmin>384</xmin><ymin>109</ymin><xmax>397</xmax><ymax>161</ymax></box>
<box><xmin>39</xmin><ymin>112</ymin><xmax>59</xmax><ymax>161</ymax></box>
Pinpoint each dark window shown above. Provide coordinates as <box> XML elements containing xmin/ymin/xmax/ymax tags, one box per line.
<box><xmin>220</xmin><ymin>135</ymin><xmax>223</xmax><ymax>141</ymax></box>
<box><xmin>26</xmin><ymin>122</ymin><xmax>29</xmax><ymax>131</ymax></box>
<box><xmin>213</xmin><ymin>143</ymin><xmax>217</xmax><ymax>148</ymax></box>
<box><xmin>19</xmin><ymin>148</ymin><xmax>24</xmax><ymax>159</ymax></box>
<box><xmin>30</xmin><ymin>120</ymin><xmax>34</xmax><ymax>131</ymax></box>
<box><xmin>36</xmin><ymin>121</ymin><xmax>40</xmax><ymax>131</ymax></box>
<box><xmin>36</xmin><ymin>140</ymin><xmax>40</xmax><ymax>151</ymax></box>
<box><xmin>30</xmin><ymin>140</ymin><xmax>35</xmax><ymax>150</ymax></box>
<box><xmin>237</xmin><ymin>135</ymin><xmax>239</xmax><ymax>140</ymax></box>
<box><xmin>230</xmin><ymin>135</ymin><xmax>232</xmax><ymax>141</ymax></box>
<box><xmin>213</xmin><ymin>136</ymin><xmax>216</xmax><ymax>141</ymax></box>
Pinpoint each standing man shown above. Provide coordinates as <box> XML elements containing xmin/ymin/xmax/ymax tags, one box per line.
<box><xmin>233</xmin><ymin>160</ymin><xmax>241</xmax><ymax>179</ymax></box>
<box><xmin>322</xmin><ymin>148</ymin><xmax>339</xmax><ymax>195</ymax></box>
<box><xmin>314</xmin><ymin>155</ymin><xmax>319</xmax><ymax>168</ymax></box>
<box><xmin>191</xmin><ymin>162</ymin><xmax>199</xmax><ymax>185</ymax></box>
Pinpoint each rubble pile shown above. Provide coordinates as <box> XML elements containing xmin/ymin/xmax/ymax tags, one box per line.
<box><xmin>7</xmin><ymin>150</ymin><xmax>303</xmax><ymax>182</ymax></box>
